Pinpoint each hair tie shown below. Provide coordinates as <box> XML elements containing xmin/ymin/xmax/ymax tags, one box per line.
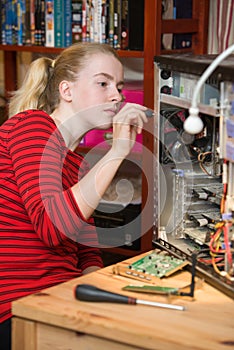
<box><xmin>51</xmin><ymin>59</ymin><xmax>55</xmax><ymax>68</ymax></box>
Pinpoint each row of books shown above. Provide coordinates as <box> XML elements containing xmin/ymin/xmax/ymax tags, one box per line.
<box><xmin>0</xmin><ymin>0</ymin><xmax>144</xmax><ymax>50</ymax></box>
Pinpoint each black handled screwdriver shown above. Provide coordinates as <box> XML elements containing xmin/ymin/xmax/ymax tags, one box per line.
<box><xmin>75</xmin><ymin>284</ymin><xmax>185</xmax><ymax>311</ymax></box>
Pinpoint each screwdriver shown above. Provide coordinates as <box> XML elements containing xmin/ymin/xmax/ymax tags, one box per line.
<box><xmin>74</xmin><ymin>284</ymin><xmax>186</xmax><ymax>311</ymax></box>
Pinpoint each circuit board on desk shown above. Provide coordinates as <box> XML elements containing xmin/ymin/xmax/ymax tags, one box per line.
<box><xmin>113</xmin><ymin>250</ymin><xmax>188</xmax><ymax>284</ymax></box>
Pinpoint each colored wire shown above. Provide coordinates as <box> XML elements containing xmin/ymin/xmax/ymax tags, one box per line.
<box><xmin>223</xmin><ymin>223</ymin><xmax>233</xmax><ymax>267</ymax></box>
<box><xmin>209</xmin><ymin>222</ymin><xmax>233</xmax><ymax>278</ymax></box>
<box><xmin>197</xmin><ymin>151</ymin><xmax>213</xmax><ymax>175</ymax></box>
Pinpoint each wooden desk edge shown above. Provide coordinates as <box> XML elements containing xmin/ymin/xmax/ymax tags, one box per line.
<box><xmin>12</xmin><ymin>251</ymin><xmax>234</xmax><ymax>350</ymax></box>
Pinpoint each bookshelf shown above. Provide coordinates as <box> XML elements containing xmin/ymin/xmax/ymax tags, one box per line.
<box><xmin>0</xmin><ymin>0</ymin><xmax>209</xmax><ymax>257</ymax></box>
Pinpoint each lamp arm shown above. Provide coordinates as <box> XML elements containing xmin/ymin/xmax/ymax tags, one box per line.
<box><xmin>191</xmin><ymin>43</ymin><xmax>234</xmax><ymax>109</ymax></box>
<box><xmin>184</xmin><ymin>43</ymin><xmax>234</xmax><ymax>134</ymax></box>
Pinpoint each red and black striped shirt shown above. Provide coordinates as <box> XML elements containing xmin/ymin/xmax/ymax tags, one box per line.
<box><xmin>0</xmin><ymin>110</ymin><xmax>103</xmax><ymax>323</ymax></box>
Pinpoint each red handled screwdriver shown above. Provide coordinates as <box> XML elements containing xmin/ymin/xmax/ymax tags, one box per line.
<box><xmin>75</xmin><ymin>284</ymin><xmax>185</xmax><ymax>311</ymax></box>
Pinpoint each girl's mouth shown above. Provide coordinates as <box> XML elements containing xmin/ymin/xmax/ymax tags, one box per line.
<box><xmin>104</xmin><ymin>109</ymin><xmax>117</xmax><ymax>117</ymax></box>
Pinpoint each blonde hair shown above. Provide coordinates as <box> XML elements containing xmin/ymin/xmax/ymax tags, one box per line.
<box><xmin>9</xmin><ymin>42</ymin><xmax>121</xmax><ymax>117</ymax></box>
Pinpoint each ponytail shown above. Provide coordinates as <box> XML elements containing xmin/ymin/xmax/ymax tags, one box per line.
<box><xmin>8</xmin><ymin>57</ymin><xmax>54</xmax><ymax>117</ymax></box>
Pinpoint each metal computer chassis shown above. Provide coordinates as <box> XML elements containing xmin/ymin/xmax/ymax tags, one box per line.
<box><xmin>153</xmin><ymin>238</ymin><xmax>234</xmax><ymax>300</ymax></box>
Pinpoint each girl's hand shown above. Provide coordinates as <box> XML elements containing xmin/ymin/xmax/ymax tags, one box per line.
<box><xmin>111</xmin><ymin>103</ymin><xmax>148</xmax><ymax>158</ymax></box>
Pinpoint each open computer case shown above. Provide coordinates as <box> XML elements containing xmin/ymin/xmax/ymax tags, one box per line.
<box><xmin>153</xmin><ymin>54</ymin><xmax>234</xmax><ymax>299</ymax></box>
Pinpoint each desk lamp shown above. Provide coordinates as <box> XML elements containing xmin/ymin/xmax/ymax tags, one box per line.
<box><xmin>183</xmin><ymin>43</ymin><xmax>234</xmax><ymax>134</ymax></box>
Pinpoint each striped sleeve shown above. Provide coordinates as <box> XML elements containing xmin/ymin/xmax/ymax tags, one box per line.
<box><xmin>7</xmin><ymin>111</ymin><xmax>89</xmax><ymax>247</ymax></box>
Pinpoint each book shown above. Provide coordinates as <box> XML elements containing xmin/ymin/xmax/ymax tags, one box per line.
<box><xmin>88</xmin><ymin>0</ymin><xmax>94</xmax><ymax>42</ymax></box>
<box><xmin>30</xmin><ymin>0</ymin><xmax>35</xmax><ymax>45</ymax></box>
<box><xmin>12</xmin><ymin>0</ymin><xmax>18</xmax><ymax>45</ymax></box>
<box><xmin>113</xmin><ymin>0</ymin><xmax>121</xmax><ymax>49</ymax></box>
<box><xmin>5</xmin><ymin>0</ymin><xmax>13</xmax><ymax>45</ymax></box>
<box><xmin>24</xmin><ymin>0</ymin><xmax>32</xmax><ymax>45</ymax></box>
<box><xmin>41</xmin><ymin>0</ymin><xmax>46</xmax><ymax>46</ymax></box>
<box><xmin>34</xmin><ymin>0</ymin><xmax>45</xmax><ymax>46</ymax></box>
<box><xmin>101</xmin><ymin>0</ymin><xmax>108</xmax><ymax>43</ymax></box>
<box><xmin>121</xmin><ymin>0</ymin><xmax>128</xmax><ymax>49</ymax></box>
<box><xmin>45</xmin><ymin>0</ymin><xmax>54</xmax><ymax>47</ymax></box>
<box><xmin>64</xmin><ymin>0</ymin><xmax>72</xmax><ymax>47</ymax></box>
<box><xmin>108</xmin><ymin>0</ymin><xmax>114</xmax><ymax>46</ymax></box>
<box><xmin>17</xmin><ymin>0</ymin><xmax>26</xmax><ymax>45</ymax></box>
<box><xmin>100</xmin><ymin>0</ymin><xmax>107</xmax><ymax>43</ymax></box>
<box><xmin>128</xmin><ymin>0</ymin><xmax>144</xmax><ymax>50</ymax></box>
<box><xmin>81</xmin><ymin>0</ymin><xmax>87</xmax><ymax>41</ymax></box>
<box><xmin>93</xmin><ymin>0</ymin><xmax>102</xmax><ymax>43</ymax></box>
<box><xmin>0</xmin><ymin>0</ymin><xmax>2</xmax><ymax>44</ymax></box>
<box><xmin>71</xmin><ymin>0</ymin><xmax>83</xmax><ymax>43</ymax></box>
<box><xmin>1</xmin><ymin>0</ymin><xmax>6</xmax><ymax>45</ymax></box>
<box><xmin>54</xmin><ymin>0</ymin><xmax>63</xmax><ymax>47</ymax></box>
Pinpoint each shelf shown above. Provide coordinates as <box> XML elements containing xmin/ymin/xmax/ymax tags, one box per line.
<box><xmin>162</xmin><ymin>19</ymin><xmax>198</xmax><ymax>34</ymax></box>
<box><xmin>0</xmin><ymin>44</ymin><xmax>144</xmax><ymax>58</ymax></box>
<box><xmin>161</xmin><ymin>48</ymin><xmax>196</xmax><ymax>55</ymax></box>
<box><xmin>160</xmin><ymin>94</ymin><xmax>218</xmax><ymax>117</ymax></box>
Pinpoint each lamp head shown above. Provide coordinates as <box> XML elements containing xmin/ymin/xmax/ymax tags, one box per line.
<box><xmin>183</xmin><ymin>107</ymin><xmax>204</xmax><ymax>134</ymax></box>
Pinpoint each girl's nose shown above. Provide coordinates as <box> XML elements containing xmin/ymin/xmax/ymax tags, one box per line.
<box><xmin>110</xmin><ymin>87</ymin><xmax>122</xmax><ymax>102</ymax></box>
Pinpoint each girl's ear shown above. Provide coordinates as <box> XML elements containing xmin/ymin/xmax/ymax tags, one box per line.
<box><xmin>59</xmin><ymin>80</ymin><xmax>72</xmax><ymax>102</ymax></box>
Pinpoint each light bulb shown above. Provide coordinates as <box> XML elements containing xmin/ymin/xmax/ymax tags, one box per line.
<box><xmin>183</xmin><ymin>107</ymin><xmax>204</xmax><ymax>134</ymax></box>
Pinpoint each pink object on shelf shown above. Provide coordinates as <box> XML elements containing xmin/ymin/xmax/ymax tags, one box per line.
<box><xmin>122</xmin><ymin>88</ymin><xmax>144</xmax><ymax>105</ymax></box>
<box><xmin>83</xmin><ymin>88</ymin><xmax>144</xmax><ymax>153</ymax></box>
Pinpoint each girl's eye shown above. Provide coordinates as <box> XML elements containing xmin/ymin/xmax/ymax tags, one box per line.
<box><xmin>98</xmin><ymin>81</ymin><xmax>108</xmax><ymax>87</ymax></box>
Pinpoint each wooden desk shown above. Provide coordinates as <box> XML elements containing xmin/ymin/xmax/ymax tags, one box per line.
<box><xmin>12</xmin><ymin>252</ymin><xmax>234</xmax><ymax>350</ymax></box>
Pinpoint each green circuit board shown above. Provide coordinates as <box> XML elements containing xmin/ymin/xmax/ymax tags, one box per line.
<box><xmin>122</xmin><ymin>284</ymin><xmax>179</xmax><ymax>295</ymax></box>
<box><xmin>128</xmin><ymin>251</ymin><xmax>188</xmax><ymax>278</ymax></box>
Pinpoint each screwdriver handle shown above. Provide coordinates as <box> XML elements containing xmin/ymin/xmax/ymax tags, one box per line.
<box><xmin>75</xmin><ymin>284</ymin><xmax>137</xmax><ymax>304</ymax></box>
<box><xmin>145</xmin><ymin>109</ymin><xmax>154</xmax><ymax>118</ymax></box>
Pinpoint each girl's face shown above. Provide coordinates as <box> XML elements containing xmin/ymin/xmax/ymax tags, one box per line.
<box><xmin>68</xmin><ymin>52</ymin><xmax>124</xmax><ymax>129</ymax></box>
